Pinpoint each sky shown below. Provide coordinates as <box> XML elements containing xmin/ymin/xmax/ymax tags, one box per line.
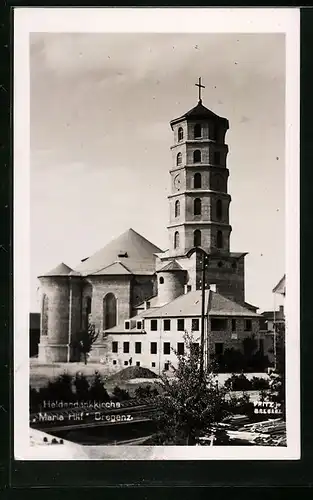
<box><xmin>30</xmin><ymin>32</ymin><xmax>285</xmax><ymax>313</ymax></box>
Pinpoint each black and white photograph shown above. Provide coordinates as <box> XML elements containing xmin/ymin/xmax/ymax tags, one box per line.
<box><xmin>14</xmin><ymin>8</ymin><xmax>300</xmax><ymax>460</ymax></box>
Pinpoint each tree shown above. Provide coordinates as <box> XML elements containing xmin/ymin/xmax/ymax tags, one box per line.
<box><xmin>153</xmin><ymin>332</ymin><xmax>228</xmax><ymax>445</ymax></box>
<box><xmin>89</xmin><ymin>371</ymin><xmax>110</xmax><ymax>401</ymax></box>
<box><xmin>76</xmin><ymin>323</ymin><xmax>99</xmax><ymax>364</ymax></box>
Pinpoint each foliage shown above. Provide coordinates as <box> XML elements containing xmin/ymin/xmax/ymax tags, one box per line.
<box><xmin>215</xmin><ymin>336</ymin><xmax>270</xmax><ymax>373</ymax></box>
<box><xmin>75</xmin><ymin>323</ymin><xmax>99</xmax><ymax>364</ymax></box>
<box><xmin>111</xmin><ymin>385</ymin><xmax>131</xmax><ymax>402</ymax></box>
<box><xmin>224</xmin><ymin>374</ymin><xmax>270</xmax><ymax>391</ymax></box>
<box><xmin>88</xmin><ymin>371</ymin><xmax>110</xmax><ymax>401</ymax></box>
<box><xmin>152</xmin><ymin>332</ymin><xmax>229</xmax><ymax>445</ymax></box>
<box><xmin>134</xmin><ymin>384</ymin><xmax>159</xmax><ymax>400</ymax></box>
<box><xmin>74</xmin><ymin>372</ymin><xmax>90</xmax><ymax>399</ymax></box>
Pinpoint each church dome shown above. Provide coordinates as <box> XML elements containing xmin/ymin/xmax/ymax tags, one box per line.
<box><xmin>170</xmin><ymin>100</ymin><xmax>229</xmax><ymax>130</ymax></box>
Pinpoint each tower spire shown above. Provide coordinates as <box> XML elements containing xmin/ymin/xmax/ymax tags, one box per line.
<box><xmin>195</xmin><ymin>77</ymin><xmax>205</xmax><ymax>103</ymax></box>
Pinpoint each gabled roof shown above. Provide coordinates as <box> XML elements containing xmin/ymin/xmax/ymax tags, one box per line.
<box><xmin>272</xmin><ymin>275</ymin><xmax>286</xmax><ymax>295</ymax></box>
<box><xmin>170</xmin><ymin>100</ymin><xmax>229</xmax><ymax>129</ymax></box>
<box><xmin>92</xmin><ymin>261</ymin><xmax>132</xmax><ymax>276</ymax></box>
<box><xmin>157</xmin><ymin>260</ymin><xmax>185</xmax><ymax>272</ymax></box>
<box><xmin>75</xmin><ymin>228</ymin><xmax>162</xmax><ymax>276</ymax></box>
<box><xmin>209</xmin><ymin>293</ymin><xmax>260</xmax><ymax>317</ymax></box>
<box><xmin>38</xmin><ymin>262</ymin><xmax>73</xmax><ymax>278</ymax></box>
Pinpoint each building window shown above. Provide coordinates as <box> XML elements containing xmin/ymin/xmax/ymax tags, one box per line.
<box><xmin>174</xmin><ymin>231</ymin><xmax>180</xmax><ymax>249</ymax></box>
<box><xmin>214</xmin><ymin>151</ymin><xmax>221</xmax><ymax>165</ymax></box>
<box><xmin>152</xmin><ymin>362</ymin><xmax>156</xmax><ymax>368</ymax></box>
<box><xmin>210</xmin><ymin>123</ymin><xmax>217</xmax><ymax>141</ymax></box>
<box><xmin>194</xmin><ymin>198</ymin><xmax>202</xmax><ymax>215</ymax></box>
<box><xmin>177</xmin><ymin>342</ymin><xmax>184</xmax><ymax>355</ymax></box>
<box><xmin>112</xmin><ymin>341</ymin><xmax>118</xmax><ymax>353</ymax></box>
<box><xmin>150</xmin><ymin>342</ymin><xmax>157</xmax><ymax>354</ymax></box>
<box><xmin>215</xmin><ymin>342</ymin><xmax>224</xmax><ymax>355</ymax></box>
<box><xmin>124</xmin><ymin>321</ymin><xmax>130</xmax><ymax>330</ymax></box>
<box><xmin>232</xmin><ymin>261</ymin><xmax>237</xmax><ymax>269</ymax></box>
<box><xmin>163</xmin><ymin>319</ymin><xmax>171</xmax><ymax>331</ymax></box>
<box><xmin>113</xmin><ymin>360</ymin><xmax>117</xmax><ymax>365</ymax></box>
<box><xmin>192</xmin><ymin>318</ymin><xmax>199</xmax><ymax>331</ymax></box>
<box><xmin>194</xmin><ymin>229</ymin><xmax>201</xmax><ymax>247</ymax></box>
<box><xmin>175</xmin><ymin>199</ymin><xmax>180</xmax><ymax>217</ymax></box>
<box><xmin>135</xmin><ymin>342</ymin><xmax>142</xmax><ymax>354</ymax></box>
<box><xmin>103</xmin><ymin>293</ymin><xmax>117</xmax><ymax>330</ymax></box>
<box><xmin>211</xmin><ymin>318</ymin><xmax>227</xmax><ymax>331</ymax></box>
<box><xmin>191</xmin><ymin>343</ymin><xmax>200</xmax><ymax>357</ymax></box>
<box><xmin>194</xmin><ymin>124</ymin><xmax>202</xmax><ymax>138</ymax></box>
<box><xmin>164</xmin><ymin>362</ymin><xmax>169</xmax><ymax>371</ymax></box>
<box><xmin>193</xmin><ymin>149</ymin><xmax>201</xmax><ymax>163</ymax></box>
<box><xmin>41</xmin><ymin>294</ymin><xmax>49</xmax><ymax>336</ymax></box>
<box><xmin>159</xmin><ymin>276</ymin><xmax>164</xmax><ymax>284</ymax></box>
<box><xmin>231</xmin><ymin>319</ymin><xmax>236</xmax><ymax>331</ymax></box>
<box><xmin>178</xmin><ymin>127</ymin><xmax>184</xmax><ymax>141</ymax></box>
<box><xmin>85</xmin><ymin>296</ymin><xmax>92</xmax><ymax>329</ymax></box>
<box><xmin>136</xmin><ymin>361</ymin><xmax>140</xmax><ymax>367</ymax></box>
<box><xmin>259</xmin><ymin>338</ymin><xmax>264</xmax><ymax>354</ymax></box>
<box><xmin>218</xmin><ymin>261</ymin><xmax>223</xmax><ymax>268</ymax></box>
<box><xmin>216</xmin><ymin>199</ymin><xmax>223</xmax><ymax>220</ymax></box>
<box><xmin>124</xmin><ymin>360</ymin><xmax>128</xmax><ymax>366</ymax></box>
<box><xmin>245</xmin><ymin>319</ymin><xmax>252</xmax><ymax>331</ymax></box>
<box><xmin>123</xmin><ymin>341</ymin><xmax>129</xmax><ymax>354</ymax></box>
<box><xmin>194</xmin><ymin>173</ymin><xmax>202</xmax><ymax>189</ymax></box>
<box><xmin>212</xmin><ymin>173</ymin><xmax>224</xmax><ymax>192</ymax></box>
<box><xmin>177</xmin><ymin>319</ymin><xmax>185</xmax><ymax>331</ymax></box>
<box><xmin>163</xmin><ymin>342</ymin><xmax>171</xmax><ymax>355</ymax></box>
<box><xmin>217</xmin><ymin>230</ymin><xmax>223</xmax><ymax>249</ymax></box>
<box><xmin>176</xmin><ymin>152</ymin><xmax>182</xmax><ymax>166</ymax></box>
<box><xmin>137</xmin><ymin>320</ymin><xmax>143</xmax><ymax>330</ymax></box>
<box><xmin>151</xmin><ymin>319</ymin><xmax>158</xmax><ymax>331</ymax></box>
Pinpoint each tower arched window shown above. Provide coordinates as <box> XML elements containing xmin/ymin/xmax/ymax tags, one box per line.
<box><xmin>174</xmin><ymin>231</ymin><xmax>180</xmax><ymax>249</ymax></box>
<box><xmin>103</xmin><ymin>293</ymin><xmax>117</xmax><ymax>330</ymax></box>
<box><xmin>194</xmin><ymin>198</ymin><xmax>202</xmax><ymax>216</ymax></box>
<box><xmin>217</xmin><ymin>230</ymin><xmax>223</xmax><ymax>249</ymax></box>
<box><xmin>176</xmin><ymin>152</ymin><xmax>182</xmax><ymax>166</ymax></box>
<box><xmin>194</xmin><ymin>229</ymin><xmax>201</xmax><ymax>247</ymax></box>
<box><xmin>175</xmin><ymin>199</ymin><xmax>180</xmax><ymax>218</ymax></box>
<box><xmin>85</xmin><ymin>296</ymin><xmax>92</xmax><ymax>329</ymax></box>
<box><xmin>159</xmin><ymin>276</ymin><xmax>164</xmax><ymax>284</ymax></box>
<box><xmin>216</xmin><ymin>199</ymin><xmax>223</xmax><ymax>220</ymax></box>
<box><xmin>194</xmin><ymin>173</ymin><xmax>202</xmax><ymax>189</ymax></box>
<box><xmin>178</xmin><ymin>127</ymin><xmax>184</xmax><ymax>141</ymax></box>
<box><xmin>194</xmin><ymin>124</ymin><xmax>202</xmax><ymax>139</ymax></box>
<box><xmin>193</xmin><ymin>150</ymin><xmax>201</xmax><ymax>163</ymax></box>
<box><xmin>41</xmin><ymin>294</ymin><xmax>49</xmax><ymax>336</ymax></box>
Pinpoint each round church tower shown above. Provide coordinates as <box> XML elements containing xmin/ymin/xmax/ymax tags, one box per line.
<box><xmin>38</xmin><ymin>263</ymin><xmax>74</xmax><ymax>363</ymax></box>
<box><xmin>156</xmin><ymin>260</ymin><xmax>186</xmax><ymax>306</ymax></box>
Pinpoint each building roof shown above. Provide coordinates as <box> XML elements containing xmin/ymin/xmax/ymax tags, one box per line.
<box><xmin>157</xmin><ymin>260</ymin><xmax>185</xmax><ymax>272</ymax></box>
<box><xmin>38</xmin><ymin>262</ymin><xmax>73</xmax><ymax>278</ymax></box>
<box><xmin>74</xmin><ymin>228</ymin><xmax>162</xmax><ymax>276</ymax></box>
<box><xmin>170</xmin><ymin>100</ymin><xmax>229</xmax><ymax>129</ymax></box>
<box><xmin>272</xmin><ymin>275</ymin><xmax>286</xmax><ymax>295</ymax></box>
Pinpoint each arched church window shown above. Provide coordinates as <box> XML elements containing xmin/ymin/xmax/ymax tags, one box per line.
<box><xmin>176</xmin><ymin>152</ymin><xmax>182</xmax><ymax>166</ymax></box>
<box><xmin>41</xmin><ymin>294</ymin><xmax>48</xmax><ymax>336</ymax></box>
<box><xmin>178</xmin><ymin>127</ymin><xmax>184</xmax><ymax>141</ymax></box>
<box><xmin>214</xmin><ymin>151</ymin><xmax>221</xmax><ymax>165</ymax></box>
<box><xmin>193</xmin><ymin>150</ymin><xmax>201</xmax><ymax>163</ymax></box>
<box><xmin>194</xmin><ymin>124</ymin><xmax>202</xmax><ymax>139</ymax></box>
<box><xmin>210</xmin><ymin>123</ymin><xmax>217</xmax><ymax>141</ymax></box>
<box><xmin>175</xmin><ymin>200</ymin><xmax>180</xmax><ymax>218</ymax></box>
<box><xmin>212</xmin><ymin>174</ymin><xmax>224</xmax><ymax>191</ymax></box>
<box><xmin>216</xmin><ymin>199</ymin><xmax>222</xmax><ymax>220</ymax></box>
<box><xmin>85</xmin><ymin>296</ymin><xmax>92</xmax><ymax>329</ymax></box>
<box><xmin>103</xmin><ymin>293</ymin><xmax>117</xmax><ymax>330</ymax></box>
<box><xmin>174</xmin><ymin>231</ymin><xmax>180</xmax><ymax>249</ymax></box>
<box><xmin>217</xmin><ymin>230</ymin><xmax>223</xmax><ymax>249</ymax></box>
<box><xmin>194</xmin><ymin>230</ymin><xmax>201</xmax><ymax>247</ymax></box>
<box><xmin>194</xmin><ymin>198</ymin><xmax>202</xmax><ymax>216</ymax></box>
<box><xmin>159</xmin><ymin>276</ymin><xmax>164</xmax><ymax>284</ymax></box>
<box><xmin>194</xmin><ymin>173</ymin><xmax>202</xmax><ymax>189</ymax></box>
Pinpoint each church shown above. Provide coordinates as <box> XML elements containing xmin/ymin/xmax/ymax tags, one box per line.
<box><xmin>37</xmin><ymin>81</ymin><xmax>268</xmax><ymax>371</ymax></box>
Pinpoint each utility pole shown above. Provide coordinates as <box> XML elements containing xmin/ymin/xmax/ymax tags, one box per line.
<box><xmin>186</xmin><ymin>246</ymin><xmax>209</xmax><ymax>385</ymax></box>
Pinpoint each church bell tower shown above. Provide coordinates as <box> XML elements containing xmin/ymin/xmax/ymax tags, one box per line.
<box><xmin>162</xmin><ymin>79</ymin><xmax>247</xmax><ymax>304</ymax></box>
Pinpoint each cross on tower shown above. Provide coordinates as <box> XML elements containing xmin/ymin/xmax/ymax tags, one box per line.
<box><xmin>195</xmin><ymin>77</ymin><xmax>205</xmax><ymax>102</ymax></box>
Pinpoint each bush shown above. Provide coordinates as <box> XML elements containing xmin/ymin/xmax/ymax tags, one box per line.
<box><xmin>134</xmin><ymin>384</ymin><xmax>159</xmax><ymax>400</ymax></box>
<box><xmin>224</xmin><ymin>374</ymin><xmax>252</xmax><ymax>391</ymax></box>
<box><xmin>250</xmin><ymin>376</ymin><xmax>269</xmax><ymax>390</ymax></box>
<box><xmin>112</xmin><ymin>386</ymin><xmax>130</xmax><ymax>402</ymax></box>
<box><xmin>88</xmin><ymin>371</ymin><xmax>110</xmax><ymax>401</ymax></box>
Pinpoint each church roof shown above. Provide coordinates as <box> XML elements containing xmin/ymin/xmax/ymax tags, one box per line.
<box><xmin>75</xmin><ymin>228</ymin><xmax>162</xmax><ymax>276</ymax></box>
<box><xmin>141</xmin><ymin>290</ymin><xmax>260</xmax><ymax>319</ymax></box>
<box><xmin>272</xmin><ymin>275</ymin><xmax>286</xmax><ymax>295</ymax></box>
<box><xmin>91</xmin><ymin>261</ymin><xmax>132</xmax><ymax>276</ymax></box>
<box><xmin>170</xmin><ymin>100</ymin><xmax>229</xmax><ymax>129</ymax></box>
<box><xmin>157</xmin><ymin>260</ymin><xmax>185</xmax><ymax>272</ymax></box>
<box><xmin>38</xmin><ymin>262</ymin><xmax>73</xmax><ymax>278</ymax></box>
